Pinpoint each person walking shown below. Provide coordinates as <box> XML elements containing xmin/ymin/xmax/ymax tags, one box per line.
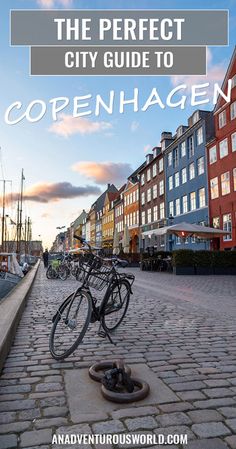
<box><xmin>43</xmin><ymin>249</ymin><xmax>49</xmax><ymax>268</ymax></box>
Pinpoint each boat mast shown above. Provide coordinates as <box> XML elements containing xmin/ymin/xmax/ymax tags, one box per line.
<box><xmin>1</xmin><ymin>179</ymin><xmax>11</xmax><ymax>252</ymax></box>
<box><xmin>16</xmin><ymin>169</ymin><xmax>25</xmax><ymax>256</ymax></box>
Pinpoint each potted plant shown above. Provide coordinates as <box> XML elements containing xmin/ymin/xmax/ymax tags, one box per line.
<box><xmin>194</xmin><ymin>250</ymin><xmax>214</xmax><ymax>275</ymax></box>
<box><xmin>172</xmin><ymin>249</ymin><xmax>195</xmax><ymax>275</ymax></box>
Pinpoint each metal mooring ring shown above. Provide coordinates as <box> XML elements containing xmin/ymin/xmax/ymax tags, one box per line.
<box><xmin>101</xmin><ymin>377</ymin><xmax>150</xmax><ymax>403</ymax></box>
<box><xmin>89</xmin><ymin>360</ymin><xmax>131</xmax><ymax>382</ymax></box>
<box><xmin>89</xmin><ymin>359</ymin><xmax>150</xmax><ymax>403</ymax></box>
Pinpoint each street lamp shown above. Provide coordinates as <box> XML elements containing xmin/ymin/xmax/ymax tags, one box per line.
<box><xmin>168</xmin><ymin>215</ymin><xmax>174</xmax><ymax>252</ymax></box>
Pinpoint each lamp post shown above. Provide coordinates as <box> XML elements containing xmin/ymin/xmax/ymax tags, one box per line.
<box><xmin>168</xmin><ymin>215</ymin><xmax>174</xmax><ymax>252</ymax></box>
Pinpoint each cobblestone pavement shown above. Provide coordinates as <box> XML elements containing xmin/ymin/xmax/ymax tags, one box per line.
<box><xmin>1</xmin><ymin>264</ymin><xmax>236</xmax><ymax>449</ymax></box>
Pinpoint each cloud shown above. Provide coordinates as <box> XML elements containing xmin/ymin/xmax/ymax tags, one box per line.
<box><xmin>49</xmin><ymin>114</ymin><xmax>113</xmax><ymax>137</ymax></box>
<box><xmin>7</xmin><ymin>182</ymin><xmax>101</xmax><ymax>203</ymax></box>
<box><xmin>131</xmin><ymin>121</ymin><xmax>139</xmax><ymax>132</ymax></box>
<box><xmin>72</xmin><ymin>161</ymin><xmax>133</xmax><ymax>185</ymax></box>
<box><xmin>170</xmin><ymin>48</ymin><xmax>225</xmax><ymax>93</ymax></box>
<box><xmin>37</xmin><ymin>0</ymin><xmax>73</xmax><ymax>8</ymax></box>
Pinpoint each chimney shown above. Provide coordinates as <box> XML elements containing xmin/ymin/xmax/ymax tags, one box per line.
<box><xmin>107</xmin><ymin>183</ymin><xmax>111</xmax><ymax>189</ymax></box>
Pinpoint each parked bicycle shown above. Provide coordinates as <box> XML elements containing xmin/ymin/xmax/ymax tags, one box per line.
<box><xmin>49</xmin><ymin>235</ymin><xmax>135</xmax><ymax>360</ymax></box>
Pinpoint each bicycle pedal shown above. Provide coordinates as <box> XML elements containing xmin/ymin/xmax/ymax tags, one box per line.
<box><xmin>98</xmin><ymin>330</ymin><xmax>106</xmax><ymax>338</ymax></box>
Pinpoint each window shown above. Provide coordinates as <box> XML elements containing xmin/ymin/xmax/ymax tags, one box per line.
<box><xmin>159</xmin><ymin>158</ymin><xmax>164</xmax><ymax>173</ymax></box>
<box><xmin>147</xmin><ymin>169</ymin><xmax>151</xmax><ymax>181</ymax></box>
<box><xmin>160</xmin><ymin>202</ymin><xmax>165</xmax><ymax>219</ymax></box>
<box><xmin>181</xmin><ymin>141</ymin><xmax>186</xmax><ymax>157</ymax></box>
<box><xmin>189</xmin><ymin>135</ymin><xmax>194</xmax><ymax>157</ymax></box>
<box><xmin>173</xmin><ymin>148</ymin><xmax>178</xmax><ymax>168</ymax></box>
<box><xmin>190</xmin><ymin>192</ymin><xmax>196</xmax><ymax>210</ymax></box>
<box><xmin>153</xmin><ymin>205</ymin><xmax>158</xmax><ymax>221</ymax></box>
<box><xmin>168</xmin><ymin>176</ymin><xmax>173</xmax><ymax>190</ymax></box>
<box><xmin>152</xmin><ymin>163</ymin><xmax>157</xmax><ymax>177</ymax></box>
<box><xmin>168</xmin><ymin>152</ymin><xmax>172</xmax><ymax>167</ymax></box>
<box><xmin>199</xmin><ymin>188</ymin><xmax>206</xmax><ymax>208</ymax></box>
<box><xmin>169</xmin><ymin>201</ymin><xmax>174</xmax><ymax>217</ymax></box>
<box><xmin>175</xmin><ymin>172</ymin><xmax>180</xmax><ymax>187</ymax></box>
<box><xmin>219</xmin><ymin>110</ymin><xmax>226</xmax><ymax>128</ymax></box>
<box><xmin>213</xmin><ymin>217</ymin><xmax>220</xmax><ymax>229</ymax></box>
<box><xmin>210</xmin><ymin>177</ymin><xmax>219</xmax><ymax>199</ymax></box>
<box><xmin>192</xmin><ymin>111</ymin><xmax>199</xmax><ymax>124</ymax></box>
<box><xmin>197</xmin><ymin>127</ymin><xmax>203</xmax><ymax>145</ymax></box>
<box><xmin>141</xmin><ymin>174</ymin><xmax>145</xmax><ymax>185</ymax></box>
<box><xmin>130</xmin><ymin>213</ymin><xmax>133</xmax><ymax>226</ymax></box>
<box><xmin>221</xmin><ymin>171</ymin><xmax>230</xmax><ymax>196</ymax></box>
<box><xmin>232</xmin><ymin>133</ymin><xmax>236</xmax><ymax>152</ymax></box>
<box><xmin>223</xmin><ymin>213</ymin><xmax>232</xmax><ymax>241</ymax></box>
<box><xmin>182</xmin><ymin>195</ymin><xmax>188</xmax><ymax>213</ymax></box>
<box><xmin>209</xmin><ymin>145</ymin><xmax>217</xmax><ymax>164</ymax></box>
<box><xmin>233</xmin><ymin>168</ymin><xmax>236</xmax><ymax>191</ymax></box>
<box><xmin>197</xmin><ymin>157</ymin><xmax>205</xmax><ymax>175</ymax></box>
<box><xmin>153</xmin><ymin>184</ymin><xmax>157</xmax><ymax>199</ymax></box>
<box><xmin>141</xmin><ymin>192</ymin><xmax>145</xmax><ymax>205</ymax></box>
<box><xmin>136</xmin><ymin>210</ymin><xmax>139</xmax><ymax>225</ymax></box>
<box><xmin>189</xmin><ymin>162</ymin><xmax>195</xmax><ymax>180</ymax></box>
<box><xmin>182</xmin><ymin>167</ymin><xmax>187</xmax><ymax>184</ymax></box>
<box><xmin>231</xmin><ymin>101</ymin><xmax>236</xmax><ymax>120</ymax></box>
<box><xmin>141</xmin><ymin>211</ymin><xmax>145</xmax><ymax>225</ymax></box>
<box><xmin>220</xmin><ymin>138</ymin><xmax>228</xmax><ymax>159</ymax></box>
<box><xmin>159</xmin><ymin>180</ymin><xmax>164</xmax><ymax>195</ymax></box>
<box><xmin>147</xmin><ymin>208</ymin><xmax>152</xmax><ymax>223</ymax></box>
<box><xmin>175</xmin><ymin>198</ymin><xmax>180</xmax><ymax>216</ymax></box>
<box><xmin>147</xmin><ymin>188</ymin><xmax>151</xmax><ymax>202</ymax></box>
<box><xmin>232</xmin><ymin>75</ymin><xmax>236</xmax><ymax>88</ymax></box>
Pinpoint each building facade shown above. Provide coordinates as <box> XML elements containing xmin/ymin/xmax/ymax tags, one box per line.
<box><xmin>114</xmin><ymin>185</ymin><xmax>125</xmax><ymax>252</ymax></box>
<box><xmin>207</xmin><ymin>48</ymin><xmax>236</xmax><ymax>250</ymax></box>
<box><xmin>139</xmin><ymin>147</ymin><xmax>166</xmax><ymax>250</ymax></box>
<box><xmin>123</xmin><ymin>166</ymin><xmax>144</xmax><ymax>253</ymax></box>
<box><xmin>164</xmin><ymin>110</ymin><xmax>215</xmax><ymax>251</ymax></box>
<box><xmin>102</xmin><ymin>191</ymin><xmax>118</xmax><ymax>252</ymax></box>
<box><xmin>95</xmin><ymin>184</ymin><xmax>117</xmax><ymax>248</ymax></box>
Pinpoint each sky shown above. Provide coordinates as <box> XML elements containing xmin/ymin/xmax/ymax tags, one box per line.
<box><xmin>0</xmin><ymin>0</ymin><xmax>236</xmax><ymax>248</ymax></box>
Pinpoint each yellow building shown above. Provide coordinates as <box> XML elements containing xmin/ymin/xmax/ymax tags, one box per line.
<box><xmin>102</xmin><ymin>191</ymin><xmax>118</xmax><ymax>251</ymax></box>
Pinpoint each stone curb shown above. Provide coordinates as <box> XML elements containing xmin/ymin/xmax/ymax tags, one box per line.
<box><xmin>0</xmin><ymin>260</ymin><xmax>40</xmax><ymax>373</ymax></box>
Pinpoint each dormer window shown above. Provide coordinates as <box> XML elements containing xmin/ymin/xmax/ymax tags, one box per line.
<box><xmin>177</xmin><ymin>126</ymin><xmax>183</xmax><ymax>138</ymax></box>
<box><xmin>192</xmin><ymin>111</ymin><xmax>200</xmax><ymax>124</ymax></box>
<box><xmin>232</xmin><ymin>75</ymin><xmax>236</xmax><ymax>88</ymax></box>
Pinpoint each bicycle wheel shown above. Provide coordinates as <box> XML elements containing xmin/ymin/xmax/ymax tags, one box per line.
<box><xmin>102</xmin><ymin>279</ymin><xmax>130</xmax><ymax>332</ymax></box>
<box><xmin>49</xmin><ymin>290</ymin><xmax>92</xmax><ymax>360</ymax></box>
<box><xmin>58</xmin><ymin>264</ymin><xmax>69</xmax><ymax>281</ymax></box>
<box><xmin>46</xmin><ymin>266</ymin><xmax>57</xmax><ymax>279</ymax></box>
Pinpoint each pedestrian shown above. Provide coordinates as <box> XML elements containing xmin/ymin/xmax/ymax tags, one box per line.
<box><xmin>42</xmin><ymin>249</ymin><xmax>49</xmax><ymax>268</ymax></box>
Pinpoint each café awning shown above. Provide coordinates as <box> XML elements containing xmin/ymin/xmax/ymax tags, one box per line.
<box><xmin>142</xmin><ymin>222</ymin><xmax>230</xmax><ymax>239</ymax></box>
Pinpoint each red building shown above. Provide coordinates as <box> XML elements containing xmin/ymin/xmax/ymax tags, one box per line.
<box><xmin>207</xmin><ymin>47</ymin><xmax>236</xmax><ymax>250</ymax></box>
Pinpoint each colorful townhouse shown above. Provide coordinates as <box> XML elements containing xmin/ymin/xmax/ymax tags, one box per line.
<box><xmin>102</xmin><ymin>189</ymin><xmax>119</xmax><ymax>252</ymax></box>
<box><xmin>114</xmin><ymin>185</ymin><xmax>125</xmax><ymax>251</ymax></box>
<box><xmin>139</xmin><ymin>147</ymin><xmax>166</xmax><ymax>251</ymax></box>
<box><xmin>95</xmin><ymin>184</ymin><xmax>117</xmax><ymax>248</ymax></box>
<box><xmin>207</xmin><ymin>48</ymin><xmax>236</xmax><ymax>250</ymax></box>
<box><xmin>164</xmin><ymin>110</ymin><xmax>215</xmax><ymax>250</ymax></box>
<box><xmin>123</xmin><ymin>165</ymin><xmax>144</xmax><ymax>253</ymax></box>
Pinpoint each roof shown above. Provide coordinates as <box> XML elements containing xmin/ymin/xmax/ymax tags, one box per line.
<box><xmin>95</xmin><ymin>184</ymin><xmax>118</xmax><ymax>212</ymax></box>
<box><xmin>214</xmin><ymin>46</ymin><xmax>236</xmax><ymax>113</ymax></box>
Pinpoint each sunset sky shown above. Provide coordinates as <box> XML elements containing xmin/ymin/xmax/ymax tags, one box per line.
<box><xmin>1</xmin><ymin>0</ymin><xmax>236</xmax><ymax>248</ymax></box>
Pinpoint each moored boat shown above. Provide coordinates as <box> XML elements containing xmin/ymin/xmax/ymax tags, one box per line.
<box><xmin>0</xmin><ymin>253</ymin><xmax>24</xmax><ymax>299</ymax></box>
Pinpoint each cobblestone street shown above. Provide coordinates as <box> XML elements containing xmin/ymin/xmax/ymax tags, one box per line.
<box><xmin>1</xmin><ymin>264</ymin><xmax>236</xmax><ymax>449</ymax></box>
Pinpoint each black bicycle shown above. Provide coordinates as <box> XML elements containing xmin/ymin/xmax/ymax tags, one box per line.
<box><xmin>49</xmin><ymin>235</ymin><xmax>135</xmax><ymax>360</ymax></box>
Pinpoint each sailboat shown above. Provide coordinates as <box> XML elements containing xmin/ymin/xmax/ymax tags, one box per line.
<box><xmin>0</xmin><ymin>170</ymin><xmax>25</xmax><ymax>299</ymax></box>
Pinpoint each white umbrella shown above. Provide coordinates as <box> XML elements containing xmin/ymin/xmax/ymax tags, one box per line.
<box><xmin>113</xmin><ymin>228</ymin><xmax>120</xmax><ymax>255</ymax></box>
<box><xmin>142</xmin><ymin>221</ymin><xmax>230</xmax><ymax>239</ymax></box>
<box><xmin>122</xmin><ymin>225</ymin><xmax>130</xmax><ymax>254</ymax></box>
